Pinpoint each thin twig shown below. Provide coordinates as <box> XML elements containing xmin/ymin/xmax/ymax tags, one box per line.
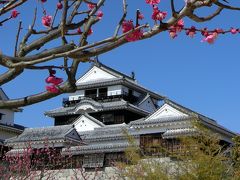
<box><xmin>51</xmin><ymin>8</ymin><xmax>58</xmax><ymax>28</ymax></box>
<box><xmin>26</xmin><ymin>65</ymin><xmax>66</xmax><ymax>70</ymax></box>
<box><xmin>14</xmin><ymin>21</ymin><xmax>22</xmax><ymax>57</ymax></box>
<box><xmin>114</xmin><ymin>0</ymin><xmax>127</xmax><ymax>37</ymax></box>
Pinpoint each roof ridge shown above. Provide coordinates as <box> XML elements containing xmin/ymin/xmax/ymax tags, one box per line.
<box><xmin>25</xmin><ymin>124</ymin><xmax>72</xmax><ymax>130</ymax></box>
<box><xmin>164</xmin><ymin>98</ymin><xmax>216</xmax><ymax>122</ymax></box>
<box><xmin>95</xmin><ymin>62</ymin><xmax>135</xmax><ymax>81</ymax></box>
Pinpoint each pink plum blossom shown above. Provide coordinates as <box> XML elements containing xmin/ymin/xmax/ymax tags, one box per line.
<box><xmin>97</xmin><ymin>11</ymin><xmax>104</xmax><ymax>20</ymax></box>
<box><xmin>175</xmin><ymin>19</ymin><xmax>184</xmax><ymax>32</ymax></box>
<box><xmin>57</xmin><ymin>2</ymin><xmax>63</xmax><ymax>10</ymax></box>
<box><xmin>88</xmin><ymin>3</ymin><xmax>95</xmax><ymax>9</ymax></box>
<box><xmin>46</xmin><ymin>85</ymin><xmax>59</xmax><ymax>93</ymax></box>
<box><xmin>88</xmin><ymin>28</ymin><xmax>93</xmax><ymax>35</ymax></box>
<box><xmin>122</xmin><ymin>20</ymin><xmax>134</xmax><ymax>33</ymax></box>
<box><xmin>11</xmin><ymin>9</ymin><xmax>19</xmax><ymax>18</ymax></box>
<box><xmin>42</xmin><ymin>15</ymin><xmax>52</xmax><ymax>27</ymax></box>
<box><xmin>138</xmin><ymin>12</ymin><xmax>144</xmax><ymax>20</ymax></box>
<box><xmin>152</xmin><ymin>7</ymin><xmax>167</xmax><ymax>21</ymax></box>
<box><xmin>169</xmin><ymin>30</ymin><xmax>177</xmax><ymax>39</ymax></box>
<box><xmin>202</xmin><ymin>32</ymin><xmax>218</xmax><ymax>44</ymax></box>
<box><xmin>122</xmin><ymin>21</ymin><xmax>143</xmax><ymax>42</ymax></box>
<box><xmin>77</xmin><ymin>27</ymin><xmax>82</xmax><ymax>34</ymax></box>
<box><xmin>230</xmin><ymin>28</ymin><xmax>238</xmax><ymax>34</ymax></box>
<box><xmin>186</xmin><ymin>26</ymin><xmax>196</xmax><ymax>38</ymax></box>
<box><xmin>145</xmin><ymin>0</ymin><xmax>160</xmax><ymax>5</ymax></box>
<box><xmin>45</xmin><ymin>76</ymin><xmax>63</xmax><ymax>86</ymax></box>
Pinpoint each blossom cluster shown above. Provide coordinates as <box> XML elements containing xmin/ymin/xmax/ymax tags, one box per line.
<box><xmin>45</xmin><ymin>69</ymin><xmax>63</xmax><ymax>93</ymax></box>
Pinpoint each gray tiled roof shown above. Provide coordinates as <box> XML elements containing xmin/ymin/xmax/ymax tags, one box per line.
<box><xmin>79</xmin><ymin>124</ymin><xmax>132</xmax><ymax>142</ymax></box>
<box><xmin>164</xmin><ymin>99</ymin><xmax>237</xmax><ymax>136</ymax></box>
<box><xmin>62</xmin><ymin>142</ymin><xmax>130</xmax><ymax>155</ymax></box>
<box><xmin>163</xmin><ymin>128</ymin><xmax>196</xmax><ymax>139</ymax></box>
<box><xmin>45</xmin><ymin>98</ymin><xmax>150</xmax><ymax>117</ymax></box>
<box><xmin>0</xmin><ymin>123</ymin><xmax>25</xmax><ymax>132</ymax></box>
<box><xmin>5</xmin><ymin>125</ymin><xmax>75</xmax><ymax>144</ymax></box>
<box><xmin>130</xmin><ymin>116</ymin><xmax>191</xmax><ymax>126</ymax></box>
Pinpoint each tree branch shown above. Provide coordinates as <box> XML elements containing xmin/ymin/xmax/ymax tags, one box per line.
<box><xmin>215</xmin><ymin>1</ymin><xmax>240</xmax><ymax>10</ymax></box>
<box><xmin>187</xmin><ymin>7</ymin><xmax>223</xmax><ymax>22</ymax></box>
<box><xmin>0</xmin><ymin>81</ymin><xmax>76</xmax><ymax>109</ymax></box>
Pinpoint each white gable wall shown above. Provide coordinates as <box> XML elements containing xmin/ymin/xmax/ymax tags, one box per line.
<box><xmin>0</xmin><ymin>109</ymin><xmax>14</xmax><ymax>125</ymax></box>
<box><xmin>146</xmin><ymin>104</ymin><xmax>188</xmax><ymax>120</ymax></box>
<box><xmin>77</xmin><ymin>66</ymin><xmax>118</xmax><ymax>84</ymax></box>
<box><xmin>74</xmin><ymin>115</ymin><xmax>103</xmax><ymax>132</ymax></box>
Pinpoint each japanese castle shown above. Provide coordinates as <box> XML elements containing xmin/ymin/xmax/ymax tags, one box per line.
<box><xmin>4</xmin><ymin>61</ymin><xmax>237</xmax><ymax>168</ymax></box>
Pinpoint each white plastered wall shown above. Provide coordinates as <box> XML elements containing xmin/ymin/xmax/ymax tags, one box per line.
<box><xmin>76</xmin><ymin>66</ymin><xmax>117</xmax><ymax>84</ymax></box>
<box><xmin>74</xmin><ymin>115</ymin><xmax>103</xmax><ymax>132</ymax></box>
<box><xmin>0</xmin><ymin>109</ymin><xmax>14</xmax><ymax>125</ymax></box>
<box><xmin>107</xmin><ymin>85</ymin><xmax>122</xmax><ymax>96</ymax></box>
<box><xmin>69</xmin><ymin>90</ymin><xmax>84</xmax><ymax>101</ymax></box>
<box><xmin>146</xmin><ymin>103</ymin><xmax>188</xmax><ymax>120</ymax></box>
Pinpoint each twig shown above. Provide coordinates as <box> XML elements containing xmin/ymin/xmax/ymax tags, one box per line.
<box><xmin>26</xmin><ymin>65</ymin><xmax>66</xmax><ymax>70</ymax></box>
<box><xmin>51</xmin><ymin>8</ymin><xmax>58</xmax><ymax>28</ymax></box>
<box><xmin>67</xmin><ymin>0</ymin><xmax>83</xmax><ymax>24</ymax></box>
<box><xmin>171</xmin><ymin>0</ymin><xmax>178</xmax><ymax>17</ymax></box>
<box><xmin>20</xmin><ymin>8</ymin><xmax>37</xmax><ymax>50</ymax></box>
<box><xmin>0</xmin><ymin>16</ymin><xmax>11</xmax><ymax>26</ymax></box>
<box><xmin>187</xmin><ymin>7</ymin><xmax>223</xmax><ymax>22</ymax></box>
<box><xmin>215</xmin><ymin>1</ymin><xmax>240</xmax><ymax>10</ymax></box>
<box><xmin>113</xmin><ymin>0</ymin><xmax>127</xmax><ymax>37</ymax></box>
<box><xmin>0</xmin><ymin>0</ymin><xmax>27</xmax><ymax>16</ymax></box>
<box><xmin>14</xmin><ymin>21</ymin><xmax>22</xmax><ymax>57</ymax></box>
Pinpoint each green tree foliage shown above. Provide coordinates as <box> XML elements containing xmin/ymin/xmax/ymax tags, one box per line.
<box><xmin>118</xmin><ymin>125</ymin><xmax>240</xmax><ymax>180</ymax></box>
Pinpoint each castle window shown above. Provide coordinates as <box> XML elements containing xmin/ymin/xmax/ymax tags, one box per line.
<box><xmin>115</xmin><ymin>115</ymin><xmax>124</xmax><ymax>124</ymax></box>
<box><xmin>98</xmin><ymin>88</ymin><xmax>107</xmax><ymax>98</ymax></box>
<box><xmin>101</xmin><ymin>114</ymin><xmax>114</xmax><ymax>124</ymax></box>
<box><xmin>83</xmin><ymin>154</ymin><xmax>104</xmax><ymax>168</ymax></box>
<box><xmin>104</xmin><ymin>152</ymin><xmax>125</xmax><ymax>166</ymax></box>
<box><xmin>85</xmin><ymin>89</ymin><xmax>97</xmax><ymax>98</ymax></box>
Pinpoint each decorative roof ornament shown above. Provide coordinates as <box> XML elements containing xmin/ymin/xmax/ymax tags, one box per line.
<box><xmin>131</xmin><ymin>71</ymin><xmax>135</xmax><ymax>80</ymax></box>
<box><xmin>94</xmin><ymin>56</ymin><xmax>100</xmax><ymax>66</ymax></box>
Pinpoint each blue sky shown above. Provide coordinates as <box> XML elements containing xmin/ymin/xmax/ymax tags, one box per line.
<box><xmin>0</xmin><ymin>1</ymin><xmax>239</xmax><ymax>133</ymax></box>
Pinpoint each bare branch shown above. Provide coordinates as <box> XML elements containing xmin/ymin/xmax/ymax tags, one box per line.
<box><xmin>20</xmin><ymin>8</ymin><xmax>37</xmax><ymax>52</ymax></box>
<box><xmin>114</xmin><ymin>0</ymin><xmax>127</xmax><ymax>37</ymax></box>
<box><xmin>188</xmin><ymin>7</ymin><xmax>223</xmax><ymax>22</ymax></box>
<box><xmin>0</xmin><ymin>0</ymin><xmax>27</xmax><ymax>16</ymax></box>
<box><xmin>0</xmin><ymin>81</ymin><xmax>76</xmax><ymax>109</ymax></box>
<box><xmin>67</xmin><ymin>0</ymin><xmax>83</xmax><ymax>24</ymax></box>
<box><xmin>26</xmin><ymin>65</ymin><xmax>65</xmax><ymax>71</ymax></box>
<box><xmin>215</xmin><ymin>1</ymin><xmax>240</xmax><ymax>10</ymax></box>
<box><xmin>0</xmin><ymin>68</ymin><xmax>24</xmax><ymax>86</ymax></box>
<box><xmin>61</xmin><ymin>0</ymin><xmax>68</xmax><ymax>40</ymax></box>
<box><xmin>171</xmin><ymin>0</ymin><xmax>178</xmax><ymax>17</ymax></box>
<box><xmin>14</xmin><ymin>21</ymin><xmax>22</xmax><ymax>57</ymax></box>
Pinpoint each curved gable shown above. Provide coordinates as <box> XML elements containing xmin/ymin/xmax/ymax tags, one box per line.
<box><xmin>76</xmin><ymin>66</ymin><xmax>118</xmax><ymax>84</ymax></box>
